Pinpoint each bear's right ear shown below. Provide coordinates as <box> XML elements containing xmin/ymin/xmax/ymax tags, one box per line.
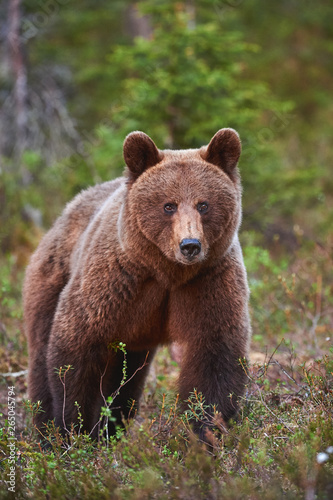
<box><xmin>123</xmin><ymin>131</ymin><xmax>163</xmax><ymax>180</ymax></box>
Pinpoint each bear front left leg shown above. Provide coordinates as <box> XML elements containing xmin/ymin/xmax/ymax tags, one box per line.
<box><xmin>169</xmin><ymin>258</ymin><xmax>251</xmax><ymax>442</ymax></box>
<box><xmin>178</xmin><ymin>335</ymin><xmax>248</xmax><ymax>442</ymax></box>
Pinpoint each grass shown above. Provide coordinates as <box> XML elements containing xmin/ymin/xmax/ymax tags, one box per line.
<box><xmin>0</xmin><ymin>237</ymin><xmax>332</xmax><ymax>499</ymax></box>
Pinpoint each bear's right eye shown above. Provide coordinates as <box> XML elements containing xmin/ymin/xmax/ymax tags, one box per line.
<box><xmin>164</xmin><ymin>203</ymin><xmax>177</xmax><ymax>214</ymax></box>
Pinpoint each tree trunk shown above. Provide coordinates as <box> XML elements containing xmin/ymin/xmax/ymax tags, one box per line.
<box><xmin>124</xmin><ymin>2</ymin><xmax>152</xmax><ymax>39</ymax></box>
<box><xmin>8</xmin><ymin>0</ymin><xmax>28</xmax><ymax>160</ymax></box>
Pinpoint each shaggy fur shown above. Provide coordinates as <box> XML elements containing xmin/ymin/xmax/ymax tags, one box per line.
<box><xmin>23</xmin><ymin>128</ymin><xmax>251</xmax><ymax>442</ymax></box>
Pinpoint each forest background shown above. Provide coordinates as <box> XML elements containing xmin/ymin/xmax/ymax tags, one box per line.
<box><xmin>0</xmin><ymin>1</ymin><xmax>332</xmax><ymax>499</ymax></box>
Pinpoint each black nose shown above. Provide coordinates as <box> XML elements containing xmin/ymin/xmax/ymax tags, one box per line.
<box><xmin>179</xmin><ymin>239</ymin><xmax>201</xmax><ymax>258</ymax></box>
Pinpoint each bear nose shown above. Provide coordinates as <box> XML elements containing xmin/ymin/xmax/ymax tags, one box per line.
<box><xmin>179</xmin><ymin>239</ymin><xmax>201</xmax><ymax>258</ymax></box>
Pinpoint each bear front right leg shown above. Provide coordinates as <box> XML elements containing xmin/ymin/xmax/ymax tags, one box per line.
<box><xmin>47</xmin><ymin>339</ymin><xmax>155</xmax><ymax>439</ymax></box>
<box><xmin>101</xmin><ymin>348</ymin><xmax>156</xmax><ymax>436</ymax></box>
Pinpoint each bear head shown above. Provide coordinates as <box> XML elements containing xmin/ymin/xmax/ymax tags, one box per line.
<box><xmin>123</xmin><ymin>129</ymin><xmax>242</xmax><ymax>268</ymax></box>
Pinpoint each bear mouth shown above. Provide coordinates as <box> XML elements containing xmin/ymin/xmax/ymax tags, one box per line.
<box><xmin>175</xmin><ymin>251</ymin><xmax>205</xmax><ymax>266</ymax></box>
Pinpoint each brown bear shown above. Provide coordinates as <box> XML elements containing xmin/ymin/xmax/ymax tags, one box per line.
<box><xmin>23</xmin><ymin>128</ymin><xmax>251</xmax><ymax>443</ymax></box>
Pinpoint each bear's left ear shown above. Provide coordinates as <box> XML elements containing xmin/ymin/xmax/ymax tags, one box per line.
<box><xmin>201</xmin><ymin>128</ymin><xmax>241</xmax><ymax>179</ymax></box>
<box><xmin>123</xmin><ymin>131</ymin><xmax>163</xmax><ymax>180</ymax></box>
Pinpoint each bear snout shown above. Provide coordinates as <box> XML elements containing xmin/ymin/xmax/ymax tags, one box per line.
<box><xmin>179</xmin><ymin>238</ymin><xmax>201</xmax><ymax>259</ymax></box>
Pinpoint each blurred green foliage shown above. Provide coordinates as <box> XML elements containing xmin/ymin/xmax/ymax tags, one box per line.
<box><xmin>1</xmin><ymin>0</ymin><xmax>332</xmax><ymax>253</ymax></box>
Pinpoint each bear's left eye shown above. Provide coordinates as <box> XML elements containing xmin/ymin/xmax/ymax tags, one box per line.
<box><xmin>197</xmin><ymin>202</ymin><xmax>209</xmax><ymax>214</ymax></box>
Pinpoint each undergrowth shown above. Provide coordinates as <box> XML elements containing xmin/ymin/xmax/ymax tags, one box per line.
<box><xmin>0</xmin><ymin>350</ymin><xmax>332</xmax><ymax>499</ymax></box>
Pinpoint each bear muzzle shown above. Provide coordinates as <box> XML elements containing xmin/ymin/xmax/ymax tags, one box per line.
<box><xmin>179</xmin><ymin>238</ymin><xmax>201</xmax><ymax>259</ymax></box>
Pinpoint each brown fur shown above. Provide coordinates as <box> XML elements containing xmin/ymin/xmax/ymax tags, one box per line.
<box><xmin>23</xmin><ymin>128</ymin><xmax>251</xmax><ymax>442</ymax></box>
